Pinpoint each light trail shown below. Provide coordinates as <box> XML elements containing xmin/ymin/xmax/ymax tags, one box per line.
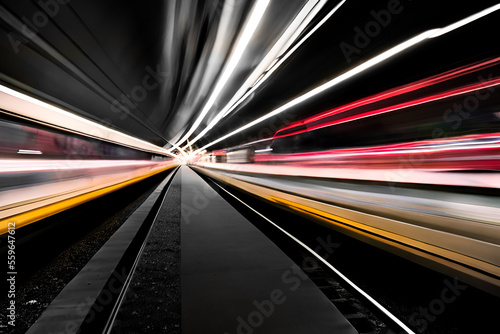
<box><xmin>194</xmin><ymin>4</ymin><xmax>500</xmax><ymax>154</ymax></box>
<box><xmin>0</xmin><ymin>84</ymin><xmax>177</xmax><ymax>158</ymax></box>
<box><xmin>183</xmin><ymin>0</ymin><xmax>347</xmax><ymax>149</ymax></box>
<box><xmin>168</xmin><ymin>0</ymin><xmax>270</xmax><ymax>149</ymax></box>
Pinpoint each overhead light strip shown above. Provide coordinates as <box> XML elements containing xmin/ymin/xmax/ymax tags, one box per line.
<box><xmin>194</xmin><ymin>4</ymin><xmax>500</xmax><ymax>154</ymax></box>
<box><xmin>0</xmin><ymin>84</ymin><xmax>177</xmax><ymax>157</ymax></box>
<box><xmin>185</xmin><ymin>0</ymin><xmax>346</xmax><ymax>149</ymax></box>
<box><xmin>168</xmin><ymin>0</ymin><xmax>271</xmax><ymax>150</ymax></box>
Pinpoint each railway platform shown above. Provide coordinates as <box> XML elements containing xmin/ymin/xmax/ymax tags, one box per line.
<box><xmin>26</xmin><ymin>166</ymin><xmax>357</xmax><ymax>333</ymax></box>
<box><xmin>178</xmin><ymin>166</ymin><xmax>356</xmax><ymax>334</ymax></box>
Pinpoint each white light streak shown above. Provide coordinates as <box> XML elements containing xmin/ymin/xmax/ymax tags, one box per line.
<box><xmin>0</xmin><ymin>85</ymin><xmax>177</xmax><ymax>158</ymax></box>
<box><xmin>195</xmin><ymin>4</ymin><xmax>500</xmax><ymax>154</ymax></box>
<box><xmin>213</xmin><ymin>181</ymin><xmax>416</xmax><ymax>334</ymax></box>
<box><xmin>196</xmin><ymin>30</ymin><xmax>436</xmax><ymax>153</ymax></box>
<box><xmin>17</xmin><ymin>149</ymin><xmax>43</xmax><ymax>155</ymax></box>
<box><xmin>429</xmin><ymin>3</ymin><xmax>500</xmax><ymax>38</ymax></box>
<box><xmin>255</xmin><ymin>148</ymin><xmax>273</xmax><ymax>153</ymax></box>
<box><xmin>169</xmin><ymin>0</ymin><xmax>270</xmax><ymax>149</ymax></box>
<box><xmin>185</xmin><ymin>0</ymin><xmax>346</xmax><ymax>149</ymax></box>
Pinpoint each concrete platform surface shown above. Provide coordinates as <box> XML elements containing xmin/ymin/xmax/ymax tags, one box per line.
<box><xmin>181</xmin><ymin>166</ymin><xmax>357</xmax><ymax>334</ymax></box>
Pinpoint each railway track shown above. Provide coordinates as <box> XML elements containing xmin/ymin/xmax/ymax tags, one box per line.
<box><xmin>197</xmin><ymin>170</ymin><xmax>412</xmax><ymax>334</ymax></box>
<box><xmin>195</xmin><ymin>168</ymin><xmax>500</xmax><ymax>334</ymax></box>
<box><xmin>0</xmin><ymin>168</ymin><xmax>177</xmax><ymax>334</ymax></box>
<box><xmin>24</xmin><ymin>166</ymin><xmax>179</xmax><ymax>334</ymax></box>
<box><xmin>5</xmin><ymin>166</ymin><xmax>499</xmax><ymax>333</ymax></box>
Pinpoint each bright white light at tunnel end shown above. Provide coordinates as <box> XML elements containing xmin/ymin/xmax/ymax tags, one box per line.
<box><xmin>174</xmin><ymin>149</ymin><xmax>207</xmax><ymax>165</ymax></box>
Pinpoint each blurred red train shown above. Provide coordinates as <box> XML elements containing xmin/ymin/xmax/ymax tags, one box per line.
<box><xmin>0</xmin><ymin>117</ymin><xmax>154</xmax><ymax>160</ymax></box>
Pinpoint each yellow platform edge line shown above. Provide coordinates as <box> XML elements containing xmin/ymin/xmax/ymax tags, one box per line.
<box><xmin>196</xmin><ymin>166</ymin><xmax>500</xmax><ymax>277</ymax></box>
<box><xmin>1</xmin><ymin>164</ymin><xmax>177</xmax><ymax>234</ymax></box>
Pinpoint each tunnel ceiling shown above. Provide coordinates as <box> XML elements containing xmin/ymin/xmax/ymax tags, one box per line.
<box><xmin>1</xmin><ymin>0</ymin><xmax>500</xmax><ymax>153</ymax></box>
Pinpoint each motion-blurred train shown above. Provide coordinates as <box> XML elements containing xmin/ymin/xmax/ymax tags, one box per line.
<box><xmin>207</xmin><ymin>57</ymin><xmax>500</xmax><ymax>170</ymax></box>
<box><xmin>0</xmin><ymin>113</ymin><xmax>175</xmax><ymax>235</ymax></box>
<box><xmin>0</xmin><ymin>115</ymin><xmax>162</xmax><ymax>160</ymax></box>
<box><xmin>195</xmin><ymin>58</ymin><xmax>500</xmax><ymax>296</ymax></box>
